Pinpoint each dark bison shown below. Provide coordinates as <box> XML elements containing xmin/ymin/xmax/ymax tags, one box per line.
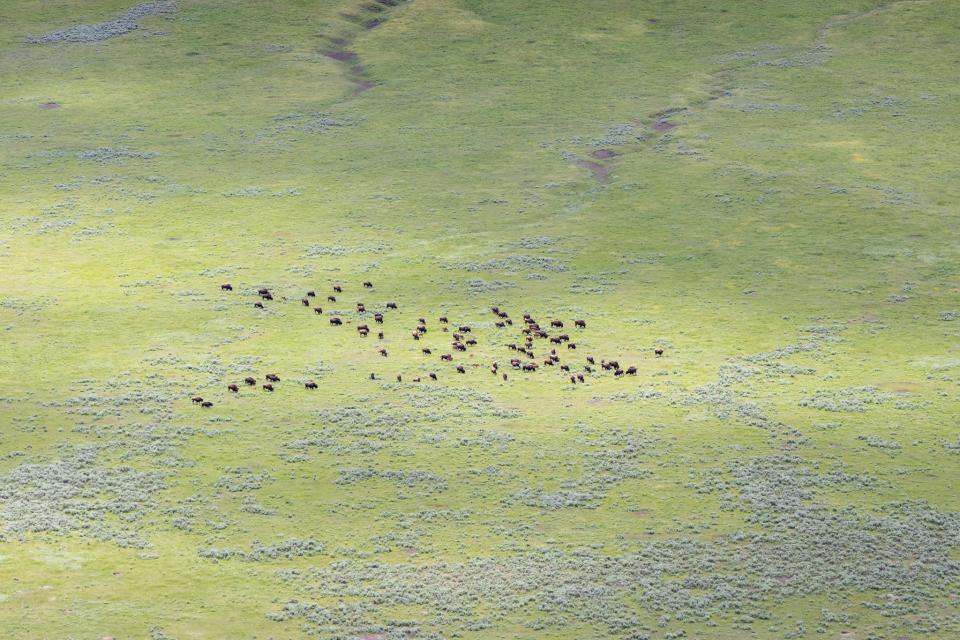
<box><xmin>614</xmin><ymin>369</ymin><xmax>624</xmax><ymax>377</ymax></box>
<box><xmin>495</xmin><ymin>321</ymin><xmax>505</xmax><ymax>328</ymax></box>
<box><xmin>422</xmin><ymin>348</ymin><xmax>432</xmax><ymax>355</ymax></box>
<box><xmin>369</xmin><ymin>373</ymin><xmax>376</xmax><ymax>380</ymax></box>
<box><xmin>363</xmin><ymin>281</ymin><xmax>373</xmax><ymax>288</ymax></box>
<box><xmin>374</xmin><ymin>313</ymin><xmax>384</xmax><ymax>323</ymax></box>
<box><xmin>357</xmin><ymin>324</ymin><xmax>369</xmax><ymax>332</ymax></box>
<box><xmin>330</xmin><ymin>317</ymin><xmax>342</xmax><ymax>325</ymax></box>
<box><xmin>466</xmin><ymin>339</ymin><xmax>477</xmax><ymax>346</ymax></box>
<box><xmin>378</xmin><ymin>332</ymin><xmax>384</xmax><ymax>339</ymax></box>
<box><xmin>201</xmin><ymin>401</ymin><xmax>213</xmax><ymax>408</ymax></box>
<box><xmin>453</xmin><ymin>342</ymin><xmax>466</xmax><ymax>352</ymax></box>
<box><xmin>574</xmin><ymin>320</ymin><xmax>586</xmax><ymax>328</ymax></box>
<box><xmin>456</xmin><ymin>365</ymin><xmax>466</xmax><ymax>374</ymax></box>
<box><xmin>411</xmin><ymin>332</ymin><xmax>420</xmax><ymax>340</ymax></box>
<box><xmin>586</xmin><ymin>356</ymin><xmax>595</xmax><ymax>364</ymax></box>
<box><xmin>305</xmin><ymin>381</ymin><xmax>318</xmax><ymax>389</ymax></box>
<box><xmin>560</xmin><ymin>364</ymin><xmax>570</xmax><ymax>372</ymax></box>
<box><xmin>491</xmin><ymin>306</ymin><xmax>500</xmax><ymax>314</ymax></box>
<box><xmin>379</xmin><ymin>348</ymin><xmax>388</xmax><ymax>357</ymax></box>
<box><xmin>458</xmin><ymin>325</ymin><xmax>471</xmax><ymax>333</ymax></box>
<box><xmin>655</xmin><ymin>349</ymin><xmax>664</xmax><ymax>357</ymax></box>
<box><xmin>570</xmin><ymin>376</ymin><xmax>576</xmax><ymax>384</ymax></box>
<box><xmin>266</xmin><ymin>374</ymin><xmax>280</xmax><ymax>382</ymax></box>
<box><xmin>626</xmin><ymin>366</ymin><xmax>637</xmax><ymax>375</ymax></box>
<box><xmin>358</xmin><ymin>328</ymin><xmax>369</xmax><ymax>337</ymax></box>
<box><xmin>228</xmin><ymin>384</ymin><xmax>239</xmax><ymax>392</ymax></box>
<box><xmin>577</xmin><ymin>374</ymin><xmax>585</xmax><ymax>383</ymax></box>
<box><xmin>584</xmin><ymin>366</ymin><xmax>593</xmax><ymax>373</ymax></box>
<box><xmin>567</xmin><ymin>343</ymin><xmax>576</xmax><ymax>349</ymax></box>
<box><xmin>306</xmin><ymin>290</ymin><xmax>316</xmax><ymax>297</ymax></box>
<box><xmin>551</xmin><ymin>320</ymin><xmax>564</xmax><ymax>328</ymax></box>
<box><xmin>254</xmin><ymin>302</ymin><xmax>264</xmax><ymax>309</ymax></box>
<box><xmin>263</xmin><ymin>384</ymin><xmax>274</xmax><ymax>391</ymax></box>
<box><xmin>221</xmin><ymin>284</ymin><xmax>233</xmax><ymax>291</ymax></box>
<box><xmin>429</xmin><ymin>372</ymin><xmax>437</xmax><ymax>381</ymax></box>
<box><xmin>439</xmin><ymin>316</ymin><xmax>448</xmax><ymax>323</ymax></box>
<box><xmin>302</xmin><ymin>298</ymin><xmax>310</xmax><ymax>307</ymax></box>
<box><xmin>417</xmin><ymin>325</ymin><xmax>427</xmax><ymax>334</ymax></box>
<box><xmin>386</xmin><ymin>302</ymin><xmax>398</xmax><ymax>309</ymax></box>
<box><xmin>333</xmin><ymin>285</ymin><xmax>342</xmax><ymax>293</ymax></box>
<box><xmin>314</xmin><ymin>307</ymin><xmax>323</xmax><ymax>315</ymax></box>
<box><xmin>502</xmin><ymin>373</ymin><xmax>508</xmax><ymax>381</ymax></box>
<box><xmin>191</xmin><ymin>396</ymin><xmax>203</xmax><ymax>404</ymax></box>
<box><xmin>244</xmin><ymin>377</ymin><xmax>256</xmax><ymax>386</ymax></box>
<box><xmin>523</xmin><ymin>363</ymin><xmax>538</xmax><ymax>372</ymax></box>
<box><xmin>258</xmin><ymin>288</ymin><xmax>270</xmax><ymax>295</ymax></box>
<box><xmin>357</xmin><ymin>303</ymin><xmax>366</xmax><ymax>312</ymax></box>
<box><xmin>507</xmin><ymin>343</ymin><xmax>517</xmax><ymax>351</ymax></box>
<box><xmin>261</xmin><ymin>293</ymin><xmax>273</xmax><ymax>301</ymax></box>
<box><xmin>328</xmin><ymin>295</ymin><xmax>337</xmax><ymax>302</ymax></box>
<box><xmin>396</xmin><ymin>374</ymin><xmax>402</xmax><ymax>382</ymax></box>
<box><xmin>510</xmin><ymin>358</ymin><xmax>521</xmax><ymax>368</ymax></box>
<box><xmin>441</xmin><ymin>354</ymin><xmax>453</xmax><ymax>361</ymax></box>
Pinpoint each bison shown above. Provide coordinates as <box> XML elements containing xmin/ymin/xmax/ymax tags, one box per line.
<box><xmin>306</xmin><ymin>290</ymin><xmax>316</xmax><ymax>297</ymax></box>
<box><xmin>441</xmin><ymin>354</ymin><xmax>453</xmax><ymax>361</ymax></box>
<box><xmin>228</xmin><ymin>384</ymin><xmax>239</xmax><ymax>393</ymax></box>
<box><xmin>201</xmin><ymin>401</ymin><xmax>213</xmax><ymax>408</ymax></box>
<box><xmin>458</xmin><ymin>325</ymin><xmax>471</xmax><ymax>333</ymax></box>
<box><xmin>261</xmin><ymin>293</ymin><xmax>273</xmax><ymax>301</ymax></box>
<box><xmin>257</xmin><ymin>288</ymin><xmax>270</xmax><ymax>295</ymax></box>
<box><xmin>379</xmin><ymin>348</ymin><xmax>388</xmax><ymax>357</ymax></box>
<box><xmin>626</xmin><ymin>366</ymin><xmax>637</xmax><ymax>375</ymax></box>
<box><xmin>191</xmin><ymin>396</ymin><xmax>203</xmax><ymax>404</ymax></box>
<box><xmin>221</xmin><ymin>284</ymin><xmax>233</xmax><ymax>291</ymax></box>
<box><xmin>313</xmin><ymin>307</ymin><xmax>322</xmax><ymax>315</ymax></box>
<box><xmin>655</xmin><ymin>348</ymin><xmax>664</xmax><ymax>357</ymax></box>
<box><xmin>244</xmin><ymin>377</ymin><xmax>256</xmax><ymax>386</ymax></box>
<box><xmin>577</xmin><ymin>374</ymin><xmax>585</xmax><ymax>383</ymax></box>
<box><xmin>422</xmin><ymin>348</ymin><xmax>432</xmax><ymax>355</ymax></box>
<box><xmin>586</xmin><ymin>356</ymin><xmax>595</xmax><ymax>364</ymax></box>
<box><xmin>374</xmin><ymin>313</ymin><xmax>384</xmax><ymax>324</ymax></box>
<box><xmin>429</xmin><ymin>372</ymin><xmax>438</xmax><ymax>381</ymax></box>
<box><xmin>302</xmin><ymin>298</ymin><xmax>310</xmax><ymax>307</ymax></box>
<box><xmin>263</xmin><ymin>384</ymin><xmax>274</xmax><ymax>391</ymax></box>
<box><xmin>386</xmin><ymin>302</ymin><xmax>398</xmax><ymax>309</ymax></box>
<box><xmin>551</xmin><ymin>320</ymin><xmax>564</xmax><ymax>328</ymax></box>
<box><xmin>330</xmin><ymin>317</ymin><xmax>342</xmax><ymax>325</ymax></box>
<box><xmin>266</xmin><ymin>373</ymin><xmax>280</xmax><ymax>382</ymax></box>
<box><xmin>363</xmin><ymin>281</ymin><xmax>373</xmax><ymax>288</ymax></box>
<box><xmin>378</xmin><ymin>332</ymin><xmax>384</xmax><ymax>339</ymax></box>
<box><xmin>254</xmin><ymin>302</ymin><xmax>264</xmax><ymax>309</ymax></box>
<box><xmin>333</xmin><ymin>285</ymin><xmax>343</xmax><ymax>293</ymax></box>
<box><xmin>357</xmin><ymin>303</ymin><xmax>366</xmax><ymax>313</ymax></box>
<box><xmin>439</xmin><ymin>316</ymin><xmax>448</xmax><ymax>323</ymax></box>
<box><xmin>328</xmin><ymin>295</ymin><xmax>337</xmax><ymax>302</ymax></box>
<box><xmin>305</xmin><ymin>381</ymin><xmax>318</xmax><ymax>389</ymax></box>
<box><xmin>574</xmin><ymin>320</ymin><xmax>586</xmax><ymax>328</ymax></box>
<box><xmin>456</xmin><ymin>365</ymin><xmax>466</xmax><ymax>374</ymax></box>
<box><xmin>567</xmin><ymin>343</ymin><xmax>577</xmax><ymax>349</ymax></box>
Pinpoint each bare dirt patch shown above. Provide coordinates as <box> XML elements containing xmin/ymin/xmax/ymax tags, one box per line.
<box><xmin>39</xmin><ymin>101</ymin><xmax>61</xmax><ymax>109</ymax></box>
<box><xmin>575</xmin><ymin>159</ymin><xmax>611</xmax><ymax>183</ymax></box>
<box><xmin>326</xmin><ymin>50</ymin><xmax>357</xmax><ymax>62</ymax></box>
<box><xmin>652</xmin><ymin>120</ymin><xmax>676</xmax><ymax>131</ymax></box>
<box><xmin>590</xmin><ymin>149</ymin><xmax>615</xmax><ymax>159</ymax></box>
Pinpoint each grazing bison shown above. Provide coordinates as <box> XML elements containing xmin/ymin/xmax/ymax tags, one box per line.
<box><xmin>439</xmin><ymin>316</ymin><xmax>448</xmax><ymax>323</ymax></box>
<box><xmin>492</xmin><ymin>306</ymin><xmax>500</xmax><ymax>314</ymax></box>
<box><xmin>466</xmin><ymin>339</ymin><xmax>477</xmax><ymax>346</ymax></box>
<box><xmin>429</xmin><ymin>372</ymin><xmax>437</xmax><ymax>381</ymax></box>
<box><xmin>261</xmin><ymin>293</ymin><xmax>273</xmax><ymax>301</ymax></box>
<box><xmin>412</xmin><ymin>332</ymin><xmax>420</xmax><ymax>340</ymax></box>
<box><xmin>396</xmin><ymin>374</ymin><xmax>402</xmax><ymax>382</ymax></box>
<box><xmin>550</xmin><ymin>337</ymin><xmax>562</xmax><ymax>344</ymax></box>
<box><xmin>418</xmin><ymin>318</ymin><xmax>426</xmax><ymax>324</ymax></box>
<box><xmin>458</xmin><ymin>325</ymin><xmax>471</xmax><ymax>333</ymax></box>
<box><xmin>363</xmin><ymin>281</ymin><xmax>373</xmax><ymax>288</ymax></box>
<box><xmin>453</xmin><ymin>333</ymin><xmax>463</xmax><ymax>341</ymax></box>
<box><xmin>422</xmin><ymin>348</ymin><xmax>432</xmax><ymax>355</ymax></box>
<box><xmin>378</xmin><ymin>332</ymin><xmax>384</xmax><ymax>339</ymax></box>
<box><xmin>586</xmin><ymin>356</ymin><xmax>595</xmax><ymax>364</ymax></box>
<box><xmin>201</xmin><ymin>401</ymin><xmax>213</xmax><ymax>408</ymax></box>
<box><xmin>306</xmin><ymin>290</ymin><xmax>316</xmax><ymax>297</ymax></box>
<box><xmin>330</xmin><ymin>317</ymin><xmax>342</xmax><ymax>325</ymax></box>
<box><xmin>522</xmin><ymin>362</ymin><xmax>538</xmax><ymax>372</ymax></box>
<box><xmin>358</xmin><ymin>328</ymin><xmax>369</xmax><ymax>337</ymax></box>
<box><xmin>551</xmin><ymin>320</ymin><xmax>564</xmax><ymax>328</ymax></box>
<box><xmin>333</xmin><ymin>285</ymin><xmax>343</xmax><ymax>293</ymax></box>
<box><xmin>221</xmin><ymin>284</ymin><xmax>233</xmax><ymax>291</ymax></box>
<box><xmin>655</xmin><ymin>348</ymin><xmax>664</xmax><ymax>357</ymax></box>
<box><xmin>191</xmin><ymin>396</ymin><xmax>203</xmax><ymax>404</ymax></box>
<box><xmin>357</xmin><ymin>303</ymin><xmax>366</xmax><ymax>312</ymax></box>
<box><xmin>456</xmin><ymin>365</ymin><xmax>466</xmax><ymax>374</ymax></box>
<box><xmin>254</xmin><ymin>302</ymin><xmax>264</xmax><ymax>309</ymax></box>
<box><xmin>502</xmin><ymin>373</ymin><xmax>508</xmax><ymax>381</ymax></box>
<box><xmin>570</xmin><ymin>376</ymin><xmax>576</xmax><ymax>384</ymax></box>
<box><xmin>510</xmin><ymin>358</ymin><xmax>521</xmax><ymax>368</ymax></box>
<box><xmin>495</xmin><ymin>321</ymin><xmax>505</xmax><ymax>328</ymax></box>
<box><xmin>574</xmin><ymin>320</ymin><xmax>586</xmax><ymax>328</ymax></box>
<box><xmin>584</xmin><ymin>366</ymin><xmax>593</xmax><ymax>373</ymax></box>
<box><xmin>560</xmin><ymin>364</ymin><xmax>570</xmax><ymax>372</ymax></box>
<box><xmin>544</xmin><ymin>359</ymin><xmax>554</xmax><ymax>366</ymax></box>
<box><xmin>577</xmin><ymin>374</ymin><xmax>585</xmax><ymax>383</ymax></box>
<box><xmin>374</xmin><ymin>313</ymin><xmax>383</xmax><ymax>323</ymax></box>
<box><xmin>305</xmin><ymin>381</ymin><xmax>318</xmax><ymax>389</ymax></box>
<box><xmin>558</xmin><ymin>334</ymin><xmax>570</xmax><ymax>342</ymax></box>
<box><xmin>441</xmin><ymin>354</ymin><xmax>453</xmax><ymax>361</ymax></box>
<box><xmin>507</xmin><ymin>343</ymin><xmax>518</xmax><ymax>351</ymax></box>
<box><xmin>453</xmin><ymin>342</ymin><xmax>466</xmax><ymax>352</ymax></box>
<box><xmin>263</xmin><ymin>384</ymin><xmax>274</xmax><ymax>391</ymax></box>
<box><xmin>369</xmin><ymin>373</ymin><xmax>377</xmax><ymax>380</ymax></box>
<box><xmin>228</xmin><ymin>384</ymin><xmax>239</xmax><ymax>393</ymax></box>
<box><xmin>379</xmin><ymin>348</ymin><xmax>388</xmax><ymax>357</ymax></box>
<box><xmin>499</xmin><ymin>311</ymin><xmax>509</xmax><ymax>319</ymax></box>
<box><xmin>328</xmin><ymin>295</ymin><xmax>337</xmax><ymax>302</ymax></box>
<box><xmin>266</xmin><ymin>374</ymin><xmax>280</xmax><ymax>382</ymax></box>
<box><xmin>302</xmin><ymin>298</ymin><xmax>310</xmax><ymax>307</ymax></box>
<box><xmin>567</xmin><ymin>343</ymin><xmax>576</xmax><ymax>349</ymax></box>
<box><xmin>614</xmin><ymin>369</ymin><xmax>624</xmax><ymax>377</ymax></box>
<box><xmin>258</xmin><ymin>288</ymin><xmax>270</xmax><ymax>295</ymax></box>
<box><xmin>626</xmin><ymin>366</ymin><xmax>637</xmax><ymax>375</ymax></box>
<box><xmin>413</xmin><ymin>377</ymin><xmax>421</xmax><ymax>382</ymax></box>
<box><xmin>357</xmin><ymin>324</ymin><xmax>369</xmax><ymax>332</ymax></box>
<box><xmin>314</xmin><ymin>307</ymin><xmax>323</xmax><ymax>315</ymax></box>
<box><xmin>417</xmin><ymin>325</ymin><xmax>427</xmax><ymax>334</ymax></box>
<box><xmin>386</xmin><ymin>302</ymin><xmax>398</xmax><ymax>309</ymax></box>
<box><xmin>244</xmin><ymin>377</ymin><xmax>256</xmax><ymax>386</ymax></box>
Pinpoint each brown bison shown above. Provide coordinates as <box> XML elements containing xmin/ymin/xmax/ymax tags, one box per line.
<box><xmin>263</xmin><ymin>384</ymin><xmax>274</xmax><ymax>391</ymax></box>
<box><xmin>266</xmin><ymin>374</ymin><xmax>280</xmax><ymax>382</ymax></box>
<box><xmin>357</xmin><ymin>303</ymin><xmax>366</xmax><ymax>313</ymax></box>
<box><xmin>502</xmin><ymin>373</ymin><xmax>508</xmax><ymax>381</ymax></box>
<box><xmin>586</xmin><ymin>356</ymin><xmax>595</xmax><ymax>364</ymax></box>
<box><xmin>314</xmin><ymin>307</ymin><xmax>323</xmax><ymax>315</ymax></box>
<box><xmin>244</xmin><ymin>377</ymin><xmax>256</xmax><ymax>386</ymax></box>
<box><xmin>378</xmin><ymin>332</ymin><xmax>384</xmax><ymax>339</ymax></box>
<box><xmin>574</xmin><ymin>320</ymin><xmax>586</xmax><ymax>328</ymax></box>
<box><xmin>441</xmin><ymin>354</ymin><xmax>453</xmax><ymax>361</ymax></box>
<box><xmin>379</xmin><ymin>348</ymin><xmax>388</xmax><ymax>357</ymax></box>
<box><xmin>396</xmin><ymin>374</ymin><xmax>402</xmax><ymax>382</ymax></box>
<box><xmin>201</xmin><ymin>401</ymin><xmax>213</xmax><ymax>408</ymax></box>
<box><xmin>228</xmin><ymin>384</ymin><xmax>239</xmax><ymax>392</ymax></box>
<box><xmin>306</xmin><ymin>290</ymin><xmax>316</xmax><ymax>297</ymax></box>
<box><xmin>453</xmin><ymin>342</ymin><xmax>466</xmax><ymax>352</ymax></box>
<box><xmin>330</xmin><ymin>317</ymin><xmax>342</xmax><ymax>325</ymax></box>
<box><xmin>257</xmin><ymin>288</ymin><xmax>270</xmax><ymax>295</ymax></box>
<box><xmin>439</xmin><ymin>316</ymin><xmax>448</xmax><ymax>323</ymax></box>
<box><xmin>510</xmin><ymin>358</ymin><xmax>521</xmax><ymax>368</ymax></box>
<box><xmin>261</xmin><ymin>293</ymin><xmax>273</xmax><ymax>301</ymax></box>
<box><xmin>429</xmin><ymin>373</ymin><xmax>437</xmax><ymax>381</ymax></box>
<box><xmin>369</xmin><ymin>373</ymin><xmax>376</xmax><ymax>380</ymax></box>
<box><xmin>221</xmin><ymin>283</ymin><xmax>233</xmax><ymax>291</ymax></box>
<box><xmin>386</xmin><ymin>302</ymin><xmax>398</xmax><ymax>309</ymax></box>
<box><xmin>655</xmin><ymin>349</ymin><xmax>664</xmax><ymax>357</ymax></box>
<box><xmin>522</xmin><ymin>363</ymin><xmax>538</xmax><ymax>372</ymax></box>
<box><xmin>551</xmin><ymin>320</ymin><xmax>564</xmax><ymax>328</ymax></box>
<box><xmin>577</xmin><ymin>374</ymin><xmax>585</xmax><ymax>383</ymax></box>
<box><xmin>328</xmin><ymin>295</ymin><xmax>337</xmax><ymax>302</ymax></box>
<box><xmin>412</xmin><ymin>332</ymin><xmax>420</xmax><ymax>340</ymax></box>
<box><xmin>614</xmin><ymin>369</ymin><xmax>624</xmax><ymax>377</ymax></box>
<box><xmin>357</xmin><ymin>324</ymin><xmax>369</xmax><ymax>332</ymax></box>
<box><xmin>567</xmin><ymin>343</ymin><xmax>577</xmax><ymax>350</ymax></box>
<box><xmin>191</xmin><ymin>396</ymin><xmax>203</xmax><ymax>404</ymax></box>
<box><xmin>422</xmin><ymin>348</ymin><xmax>432</xmax><ymax>355</ymax></box>
<box><xmin>458</xmin><ymin>325</ymin><xmax>471</xmax><ymax>333</ymax></box>
<box><xmin>374</xmin><ymin>313</ymin><xmax>384</xmax><ymax>323</ymax></box>
<box><xmin>254</xmin><ymin>302</ymin><xmax>264</xmax><ymax>309</ymax></box>
<box><xmin>305</xmin><ymin>381</ymin><xmax>318</xmax><ymax>389</ymax></box>
<box><xmin>466</xmin><ymin>339</ymin><xmax>477</xmax><ymax>346</ymax></box>
<box><xmin>495</xmin><ymin>321</ymin><xmax>506</xmax><ymax>328</ymax></box>
<box><xmin>333</xmin><ymin>285</ymin><xmax>343</xmax><ymax>293</ymax></box>
<box><xmin>626</xmin><ymin>366</ymin><xmax>637</xmax><ymax>375</ymax></box>
<box><xmin>456</xmin><ymin>365</ymin><xmax>466</xmax><ymax>374</ymax></box>
<box><xmin>570</xmin><ymin>376</ymin><xmax>576</xmax><ymax>384</ymax></box>
<box><xmin>560</xmin><ymin>364</ymin><xmax>570</xmax><ymax>372</ymax></box>
<box><xmin>491</xmin><ymin>306</ymin><xmax>500</xmax><ymax>314</ymax></box>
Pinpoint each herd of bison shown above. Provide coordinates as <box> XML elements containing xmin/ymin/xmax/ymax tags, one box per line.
<box><xmin>190</xmin><ymin>281</ymin><xmax>665</xmax><ymax>407</ymax></box>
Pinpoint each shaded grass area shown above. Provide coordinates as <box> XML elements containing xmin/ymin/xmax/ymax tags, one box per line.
<box><xmin>0</xmin><ymin>0</ymin><xmax>959</xmax><ymax>638</ymax></box>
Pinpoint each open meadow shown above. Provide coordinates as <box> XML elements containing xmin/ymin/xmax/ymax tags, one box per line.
<box><xmin>1</xmin><ymin>0</ymin><xmax>959</xmax><ymax>638</ymax></box>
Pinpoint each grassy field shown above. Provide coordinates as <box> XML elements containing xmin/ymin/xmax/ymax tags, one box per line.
<box><xmin>1</xmin><ymin>0</ymin><xmax>959</xmax><ymax>638</ymax></box>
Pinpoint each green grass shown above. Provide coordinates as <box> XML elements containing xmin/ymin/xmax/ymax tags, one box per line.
<box><xmin>1</xmin><ymin>0</ymin><xmax>959</xmax><ymax>638</ymax></box>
